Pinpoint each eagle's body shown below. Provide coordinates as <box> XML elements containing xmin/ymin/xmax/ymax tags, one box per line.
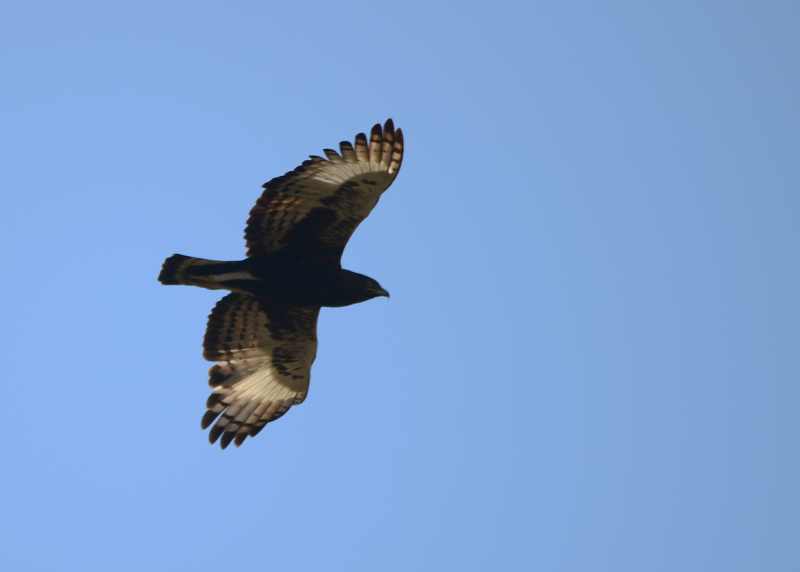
<box><xmin>158</xmin><ymin>119</ymin><xmax>403</xmax><ymax>449</ymax></box>
<box><xmin>161</xmin><ymin>254</ymin><xmax>387</xmax><ymax>307</ymax></box>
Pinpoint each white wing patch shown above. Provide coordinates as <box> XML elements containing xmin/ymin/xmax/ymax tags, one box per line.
<box><xmin>202</xmin><ymin>357</ymin><xmax>309</xmax><ymax>448</ymax></box>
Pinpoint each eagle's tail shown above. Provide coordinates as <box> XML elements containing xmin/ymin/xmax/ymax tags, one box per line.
<box><xmin>158</xmin><ymin>254</ymin><xmax>256</xmax><ymax>290</ymax></box>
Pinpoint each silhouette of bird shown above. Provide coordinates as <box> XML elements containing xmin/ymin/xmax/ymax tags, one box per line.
<box><xmin>158</xmin><ymin>119</ymin><xmax>404</xmax><ymax>448</ymax></box>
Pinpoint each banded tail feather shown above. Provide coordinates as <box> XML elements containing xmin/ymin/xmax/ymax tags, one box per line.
<box><xmin>158</xmin><ymin>254</ymin><xmax>256</xmax><ymax>290</ymax></box>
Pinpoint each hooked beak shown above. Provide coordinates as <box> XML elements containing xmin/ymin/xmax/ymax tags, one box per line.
<box><xmin>376</xmin><ymin>287</ymin><xmax>390</xmax><ymax>298</ymax></box>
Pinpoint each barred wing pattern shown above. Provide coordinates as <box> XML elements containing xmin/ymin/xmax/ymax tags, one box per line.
<box><xmin>201</xmin><ymin>293</ymin><xmax>320</xmax><ymax>448</ymax></box>
<box><xmin>245</xmin><ymin>119</ymin><xmax>404</xmax><ymax>262</ymax></box>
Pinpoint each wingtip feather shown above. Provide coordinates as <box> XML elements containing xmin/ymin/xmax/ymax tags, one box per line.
<box><xmin>220</xmin><ymin>432</ymin><xmax>235</xmax><ymax>449</ymax></box>
<box><xmin>339</xmin><ymin>140</ymin><xmax>356</xmax><ymax>162</ymax></box>
<box><xmin>209</xmin><ymin>425</ymin><xmax>224</xmax><ymax>445</ymax></box>
<box><xmin>201</xmin><ymin>409</ymin><xmax>221</xmax><ymax>430</ymax></box>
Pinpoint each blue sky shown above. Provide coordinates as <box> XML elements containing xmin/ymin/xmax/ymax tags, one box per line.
<box><xmin>2</xmin><ymin>1</ymin><xmax>798</xmax><ymax>570</ymax></box>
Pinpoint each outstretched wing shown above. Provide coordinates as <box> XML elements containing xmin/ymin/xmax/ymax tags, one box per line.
<box><xmin>245</xmin><ymin>118</ymin><xmax>404</xmax><ymax>263</ymax></box>
<box><xmin>201</xmin><ymin>293</ymin><xmax>320</xmax><ymax>449</ymax></box>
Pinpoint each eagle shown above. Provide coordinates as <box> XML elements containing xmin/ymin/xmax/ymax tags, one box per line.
<box><xmin>158</xmin><ymin>119</ymin><xmax>404</xmax><ymax>449</ymax></box>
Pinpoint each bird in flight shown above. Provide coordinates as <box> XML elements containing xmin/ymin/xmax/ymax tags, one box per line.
<box><xmin>158</xmin><ymin>119</ymin><xmax>404</xmax><ymax>449</ymax></box>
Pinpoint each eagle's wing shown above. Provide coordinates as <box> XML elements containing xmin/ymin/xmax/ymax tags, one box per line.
<box><xmin>245</xmin><ymin>118</ymin><xmax>404</xmax><ymax>263</ymax></box>
<box><xmin>201</xmin><ymin>293</ymin><xmax>320</xmax><ymax>449</ymax></box>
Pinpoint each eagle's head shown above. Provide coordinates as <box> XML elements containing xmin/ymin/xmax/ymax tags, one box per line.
<box><xmin>331</xmin><ymin>270</ymin><xmax>390</xmax><ymax>307</ymax></box>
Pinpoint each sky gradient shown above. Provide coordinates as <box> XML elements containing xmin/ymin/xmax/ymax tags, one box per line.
<box><xmin>2</xmin><ymin>1</ymin><xmax>798</xmax><ymax>570</ymax></box>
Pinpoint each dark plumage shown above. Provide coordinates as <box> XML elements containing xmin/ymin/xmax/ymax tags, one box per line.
<box><xmin>158</xmin><ymin>119</ymin><xmax>404</xmax><ymax>448</ymax></box>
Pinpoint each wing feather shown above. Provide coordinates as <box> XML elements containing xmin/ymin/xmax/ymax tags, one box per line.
<box><xmin>201</xmin><ymin>293</ymin><xmax>319</xmax><ymax>449</ymax></box>
<box><xmin>323</xmin><ymin>148</ymin><xmax>342</xmax><ymax>161</ymax></box>
<box><xmin>339</xmin><ymin>140</ymin><xmax>357</xmax><ymax>162</ymax></box>
<box><xmin>244</xmin><ymin>119</ymin><xmax>405</xmax><ymax>261</ymax></box>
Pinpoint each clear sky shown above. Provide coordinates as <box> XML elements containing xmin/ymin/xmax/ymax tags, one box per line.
<box><xmin>2</xmin><ymin>1</ymin><xmax>798</xmax><ymax>571</ymax></box>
